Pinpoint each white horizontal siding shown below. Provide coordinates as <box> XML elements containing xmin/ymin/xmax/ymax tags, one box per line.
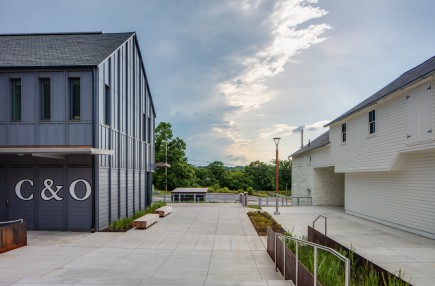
<box><xmin>331</xmin><ymin>95</ymin><xmax>407</xmax><ymax>172</ymax></box>
<box><xmin>327</xmin><ymin>79</ymin><xmax>434</xmax><ymax>173</ymax></box>
<box><xmin>345</xmin><ymin>151</ymin><xmax>435</xmax><ymax>239</ymax></box>
<box><xmin>311</xmin><ymin>146</ymin><xmax>333</xmax><ymax>168</ymax></box>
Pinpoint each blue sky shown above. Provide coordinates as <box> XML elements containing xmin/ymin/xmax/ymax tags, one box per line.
<box><xmin>1</xmin><ymin>0</ymin><xmax>434</xmax><ymax>166</ymax></box>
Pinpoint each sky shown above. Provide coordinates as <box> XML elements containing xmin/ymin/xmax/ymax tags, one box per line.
<box><xmin>1</xmin><ymin>0</ymin><xmax>434</xmax><ymax>166</ymax></box>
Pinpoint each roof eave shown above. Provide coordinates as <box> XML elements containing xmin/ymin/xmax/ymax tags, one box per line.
<box><xmin>325</xmin><ymin>67</ymin><xmax>435</xmax><ymax>127</ymax></box>
<box><xmin>0</xmin><ymin>65</ymin><xmax>96</xmax><ymax>71</ymax></box>
<box><xmin>290</xmin><ymin>142</ymin><xmax>330</xmax><ymax>158</ymax></box>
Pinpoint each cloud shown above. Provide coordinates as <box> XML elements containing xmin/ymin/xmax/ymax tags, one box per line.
<box><xmin>211</xmin><ymin>0</ymin><xmax>331</xmax><ymax>164</ymax></box>
<box><xmin>258</xmin><ymin>120</ymin><xmax>329</xmax><ymax>139</ymax></box>
<box><xmin>216</xmin><ymin>0</ymin><xmax>331</xmax><ymax>112</ymax></box>
<box><xmin>306</xmin><ymin>120</ymin><xmax>330</xmax><ymax>131</ymax></box>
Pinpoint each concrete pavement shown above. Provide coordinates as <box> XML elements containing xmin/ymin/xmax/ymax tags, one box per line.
<box><xmin>263</xmin><ymin>206</ymin><xmax>435</xmax><ymax>286</ymax></box>
<box><xmin>0</xmin><ymin>203</ymin><xmax>288</xmax><ymax>286</ymax></box>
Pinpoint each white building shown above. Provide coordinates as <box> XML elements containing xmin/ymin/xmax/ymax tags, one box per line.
<box><xmin>291</xmin><ymin>56</ymin><xmax>435</xmax><ymax>239</ymax></box>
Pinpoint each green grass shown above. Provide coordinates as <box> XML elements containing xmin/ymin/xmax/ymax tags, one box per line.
<box><xmin>106</xmin><ymin>201</ymin><xmax>167</xmax><ymax>232</ymax></box>
<box><xmin>284</xmin><ymin>237</ymin><xmax>409</xmax><ymax>286</ymax></box>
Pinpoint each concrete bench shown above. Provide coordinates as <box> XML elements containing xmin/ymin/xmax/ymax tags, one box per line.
<box><xmin>132</xmin><ymin>213</ymin><xmax>159</xmax><ymax>229</ymax></box>
<box><xmin>154</xmin><ymin>206</ymin><xmax>172</xmax><ymax>217</ymax></box>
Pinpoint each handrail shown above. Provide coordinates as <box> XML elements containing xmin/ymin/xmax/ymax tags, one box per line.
<box><xmin>313</xmin><ymin>215</ymin><xmax>327</xmax><ymax>235</ymax></box>
<box><xmin>276</xmin><ymin>233</ymin><xmax>348</xmax><ymax>262</ymax></box>
<box><xmin>273</xmin><ymin>230</ymin><xmax>350</xmax><ymax>286</ymax></box>
<box><xmin>0</xmin><ymin>219</ymin><xmax>24</xmax><ymax>226</ymax></box>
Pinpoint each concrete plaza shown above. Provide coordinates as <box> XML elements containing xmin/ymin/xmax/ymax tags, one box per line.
<box><xmin>263</xmin><ymin>206</ymin><xmax>435</xmax><ymax>286</ymax></box>
<box><xmin>0</xmin><ymin>203</ymin><xmax>287</xmax><ymax>286</ymax></box>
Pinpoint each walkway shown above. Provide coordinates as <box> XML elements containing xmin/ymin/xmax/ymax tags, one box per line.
<box><xmin>263</xmin><ymin>206</ymin><xmax>435</xmax><ymax>286</ymax></box>
<box><xmin>0</xmin><ymin>203</ymin><xmax>287</xmax><ymax>286</ymax></box>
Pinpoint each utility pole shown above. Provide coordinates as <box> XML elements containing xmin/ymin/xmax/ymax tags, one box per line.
<box><xmin>273</xmin><ymin>137</ymin><xmax>281</xmax><ymax>215</ymax></box>
<box><xmin>165</xmin><ymin>141</ymin><xmax>168</xmax><ymax>192</ymax></box>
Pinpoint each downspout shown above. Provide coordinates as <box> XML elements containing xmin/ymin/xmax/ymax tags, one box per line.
<box><xmin>91</xmin><ymin>67</ymin><xmax>97</xmax><ymax>233</ymax></box>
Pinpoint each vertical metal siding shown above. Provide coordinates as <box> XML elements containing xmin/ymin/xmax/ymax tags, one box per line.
<box><xmin>97</xmin><ymin>167</ymin><xmax>110</xmax><ymax>230</ymax></box>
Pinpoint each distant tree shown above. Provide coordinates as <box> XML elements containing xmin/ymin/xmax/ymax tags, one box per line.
<box><xmin>154</xmin><ymin>122</ymin><xmax>196</xmax><ymax>190</ymax></box>
<box><xmin>194</xmin><ymin>166</ymin><xmax>210</xmax><ymax>187</ymax></box>
<box><xmin>245</xmin><ymin>161</ymin><xmax>275</xmax><ymax>190</ymax></box>
<box><xmin>221</xmin><ymin>170</ymin><xmax>253</xmax><ymax>191</ymax></box>
<box><xmin>206</xmin><ymin>161</ymin><xmax>226</xmax><ymax>186</ymax></box>
<box><xmin>278</xmin><ymin>159</ymin><xmax>292</xmax><ymax>191</ymax></box>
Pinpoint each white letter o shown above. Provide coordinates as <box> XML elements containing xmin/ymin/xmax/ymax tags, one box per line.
<box><xmin>69</xmin><ymin>179</ymin><xmax>92</xmax><ymax>201</ymax></box>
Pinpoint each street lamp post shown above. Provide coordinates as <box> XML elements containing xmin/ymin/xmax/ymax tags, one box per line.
<box><xmin>273</xmin><ymin>137</ymin><xmax>281</xmax><ymax>215</ymax></box>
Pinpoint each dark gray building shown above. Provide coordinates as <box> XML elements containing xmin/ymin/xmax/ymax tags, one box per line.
<box><xmin>0</xmin><ymin>32</ymin><xmax>156</xmax><ymax>231</ymax></box>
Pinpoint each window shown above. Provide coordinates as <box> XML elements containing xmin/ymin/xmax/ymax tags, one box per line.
<box><xmin>70</xmin><ymin>78</ymin><xmax>80</xmax><ymax>120</ymax></box>
<box><xmin>40</xmin><ymin>79</ymin><xmax>51</xmax><ymax>120</ymax></box>
<box><xmin>369</xmin><ymin>110</ymin><xmax>376</xmax><ymax>134</ymax></box>
<box><xmin>104</xmin><ymin>85</ymin><xmax>111</xmax><ymax>125</ymax></box>
<box><xmin>142</xmin><ymin>114</ymin><xmax>146</xmax><ymax>142</ymax></box>
<box><xmin>148</xmin><ymin>117</ymin><xmax>151</xmax><ymax>143</ymax></box>
<box><xmin>341</xmin><ymin>123</ymin><xmax>347</xmax><ymax>142</ymax></box>
<box><xmin>11</xmin><ymin>79</ymin><xmax>21</xmax><ymax>120</ymax></box>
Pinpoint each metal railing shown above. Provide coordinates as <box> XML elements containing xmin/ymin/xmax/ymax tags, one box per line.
<box><xmin>258</xmin><ymin>196</ymin><xmax>312</xmax><ymax>208</ymax></box>
<box><xmin>274</xmin><ymin>230</ymin><xmax>350</xmax><ymax>286</ymax></box>
<box><xmin>153</xmin><ymin>193</ymin><xmax>241</xmax><ymax>203</ymax></box>
<box><xmin>152</xmin><ymin>193</ymin><xmax>312</xmax><ymax>208</ymax></box>
<box><xmin>313</xmin><ymin>215</ymin><xmax>327</xmax><ymax>236</ymax></box>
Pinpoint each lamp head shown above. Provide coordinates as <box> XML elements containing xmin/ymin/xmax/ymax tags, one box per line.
<box><xmin>273</xmin><ymin>137</ymin><xmax>281</xmax><ymax>146</ymax></box>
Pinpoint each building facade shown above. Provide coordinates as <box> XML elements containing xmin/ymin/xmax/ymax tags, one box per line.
<box><xmin>0</xmin><ymin>32</ymin><xmax>155</xmax><ymax>231</ymax></box>
<box><xmin>291</xmin><ymin>56</ymin><xmax>435</xmax><ymax>239</ymax></box>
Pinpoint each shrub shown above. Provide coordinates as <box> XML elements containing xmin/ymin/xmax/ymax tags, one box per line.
<box><xmin>247</xmin><ymin>186</ymin><xmax>254</xmax><ymax>195</ymax></box>
<box><xmin>247</xmin><ymin>211</ymin><xmax>285</xmax><ymax>236</ymax></box>
<box><xmin>107</xmin><ymin>201</ymin><xmax>166</xmax><ymax>231</ymax></box>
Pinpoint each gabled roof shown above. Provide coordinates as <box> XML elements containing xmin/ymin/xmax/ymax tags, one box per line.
<box><xmin>290</xmin><ymin>131</ymin><xmax>329</xmax><ymax>157</ymax></box>
<box><xmin>326</xmin><ymin>56</ymin><xmax>435</xmax><ymax>127</ymax></box>
<box><xmin>0</xmin><ymin>32</ymin><xmax>134</xmax><ymax>68</ymax></box>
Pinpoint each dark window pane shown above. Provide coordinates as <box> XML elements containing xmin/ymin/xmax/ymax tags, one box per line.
<box><xmin>41</xmin><ymin>79</ymin><xmax>51</xmax><ymax>120</ymax></box>
<box><xmin>148</xmin><ymin>117</ymin><xmax>151</xmax><ymax>143</ymax></box>
<box><xmin>342</xmin><ymin>123</ymin><xmax>346</xmax><ymax>142</ymax></box>
<box><xmin>70</xmin><ymin>79</ymin><xmax>80</xmax><ymax>120</ymax></box>
<box><xmin>105</xmin><ymin>85</ymin><xmax>111</xmax><ymax>125</ymax></box>
<box><xmin>370</xmin><ymin>122</ymin><xmax>376</xmax><ymax>134</ymax></box>
<box><xmin>11</xmin><ymin>79</ymin><xmax>21</xmax><ymax>120</ymax></box>
<box><xmin>143</xmin><ymin>114</ymin><xmax>146</xmax><ymax>141</ymax></box>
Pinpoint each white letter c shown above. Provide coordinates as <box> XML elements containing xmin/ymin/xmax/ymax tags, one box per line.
<box><xmin>15</xmin><ymin>179</ymin><xmax>34</xmax><ymax>201</ymax></box>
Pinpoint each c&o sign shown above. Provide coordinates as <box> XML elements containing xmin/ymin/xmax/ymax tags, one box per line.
<box><xmin>15</xmin><ymin>179</ymin><xmax>92</xmax><ymax>201</ymax></box>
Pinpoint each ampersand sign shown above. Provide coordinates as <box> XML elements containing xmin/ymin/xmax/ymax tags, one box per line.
<box><xmin>41</xmin><ymin>179</ymin><xmax>64</xmax><ymax>201</ymax></box>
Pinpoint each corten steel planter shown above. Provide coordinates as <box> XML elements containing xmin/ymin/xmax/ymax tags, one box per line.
<box><xmin>0</xmin><ymin>220</ymin><xmax>27</xmax><ymax>254</ymax></box>
<box><xmin>267</xmin><ymin>227</ymin><xmax>322</xmax><ymax>286</ymax></box>
<box><xmin>308</xmin><ymin>226</ymin><xmax>411</xmax><ymax>286</ymax></box>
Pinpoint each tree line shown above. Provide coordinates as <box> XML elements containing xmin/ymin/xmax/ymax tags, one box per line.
<box><xmin>153</xmin><ymin>122</ymin><xmax>292</xmax><ymax>192</ymax></box>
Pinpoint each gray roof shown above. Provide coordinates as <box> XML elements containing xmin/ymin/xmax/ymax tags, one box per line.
<box><xmin>172</xmin><ymin>188</ymin><xmax>208</xmax><ymax>194</ymax></box>
<box><xmin>0</xmin><ymin>32</ymin><xmax>134</xmax><ymax>68</ymax></box>
<box><xmin>290</xmin><ymin>131</ymin><xmax>329</xmax><ymax>157</ymax></box>
<box><xmin>326</xmin><ymin>56</ymin><xmax>435</xmax><ymax>127</ymax></box>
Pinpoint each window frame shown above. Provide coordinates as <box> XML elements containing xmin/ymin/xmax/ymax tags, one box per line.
<box><xmin>341</xmin><ymin>123</ymin><xmax>347</xmax><ymax>142</ymax></box>
<box><xmin>11</xmin><ymin>78</ymin><xmax>22</xmax><ymax>121</ymax></box>
<box><xmin>69</xmin><ymin>78</ymin><xmax>81</xmax><ymax>120</ymax></box>
<box><xmin>369</xmin><ymin>110</ymin><xmax>376</xmax><ymax>135</ymax></box>
<box><xmin>40</xmin><ymin>78</ymin><xmax>51</xmax><ymax>120</ymax></box>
